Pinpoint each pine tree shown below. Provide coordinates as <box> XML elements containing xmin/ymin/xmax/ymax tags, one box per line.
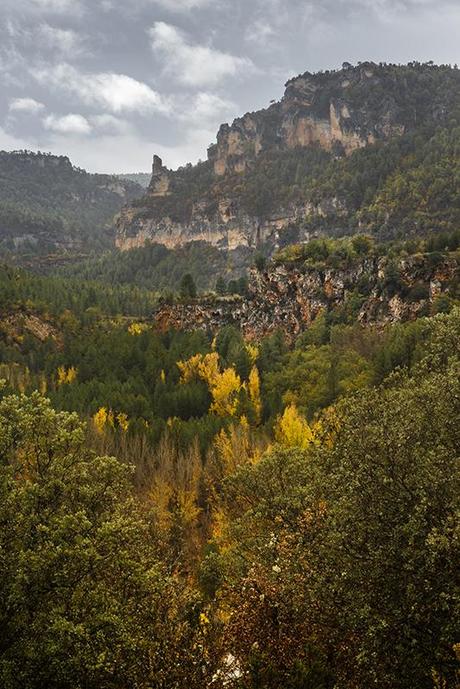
<box><xmin>215</xmin><ymin>276</ymin><xmax>227</xmax><ymax>295</ymax></box>
<box><xmin>180</xmin><ymin>273</ymin><xmax>197</xmax><ymax>299</ymax></box>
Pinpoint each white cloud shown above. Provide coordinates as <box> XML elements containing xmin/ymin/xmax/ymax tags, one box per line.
<box><xmin>9</xmin><ymin>97</ymin><xmax>46</xmax><ymax>114</ymax></box>
<box><xmin>43</xmin><ymin>113</ymin><xmax>92</xmax><ymax>134</ymax></box>
<box><xmin>36</xmin><ymin>24</ymin><xmax>83</xmax><ymax>56</ymax></box>
<box><xmin>89</xmin><ymin>114</ymin><xmax>132</xmax><ymax>134</ymax></box>
<box><xmin>32</xmin><ymin>63</ymin><xmax>170</xmax><ymax>114</ymax></box>
<box><xmin>180</xmin><ymin>92</ymin><xmax>236</xmax><ymax>124</ymax></box>
<box><xmin>149</xmin><ymin>21</ymin><xmax>255</xmax><ymax>87</ymax></box>
<box><xmin>24</xmin><ymin>125</ymin><xmax>215</xmax><ymax>173</ymax></box>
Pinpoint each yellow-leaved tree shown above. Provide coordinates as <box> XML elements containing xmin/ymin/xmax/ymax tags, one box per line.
<box><xmin>147</xmin><ymin>434</ymin><xmax>203</xmax><ymax>567</ymax></box>
<box><xmin>93</xmin><ymin>407</ymin><xmax>108</xmax><ymax>433</ymax></box>
<box><xmin>117</xmin><ymin>412</ymin><xmax>129</xmax><ymax>432</ymax></box>
<box><xmin>246</xmin><ymin>344</ymin><xmax>259</xmax><ymax>365</ymax></box>
<box><xmin>210</xmin><ymin>367</ymin><xmax>241</xmax><ymax>417</ymax></box>
<box><xmin>178</xmin><ymin>352</ymin><xmax>243</xmax><ymax>418</ymax></box>
<box><xmin>57</xmin><ymin>366</ymin><xmax>77</xmax><ymax>386</ymax></box>
<box><xmin>248</xmin><ymin>365</ymin><xmax>262</xmax><ymax>424</ymax></box>
<box><xmin>177</xmin><ymin>352</ymin><xmax>220</xmax><ymax>386</ymax></box>
<box><xmin>206</xmin><ymin>416</ymin><xmax>266</xmax><ymax>543</ymax></box>
<box><xmin>274</xmin><ymin>403</ymin><xmax>315</xmax><ymax>449</ymax></box>
<box><xmin>128</xmin><ymin>322</ymin><xmax>147</xmax><ymax>335</ymax></box>
<box><xmin>92</xmin><ymin>407</ymin><xmax>115</xmax><ymax>433</ymax></box>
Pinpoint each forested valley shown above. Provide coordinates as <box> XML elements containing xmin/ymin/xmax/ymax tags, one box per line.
<box><xmin>0</xmin><ymin>59</ymin><xmax>459</xmax><ymax>689</ymax></box>
<box><xmin>0</xmin><ymin>257</ymin><xmax>459</xmax><ymax>688</ymax></box>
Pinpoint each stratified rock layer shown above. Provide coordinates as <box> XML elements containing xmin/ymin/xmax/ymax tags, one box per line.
<box><xmin>116</xmin><ymin>62</ymin><xmax>459</xmax><ymax>252</ymax></box>
<box><xmin>153</xmin><ymin>254</ymin><xmax>459</xmax><ymax>342</ymax></box>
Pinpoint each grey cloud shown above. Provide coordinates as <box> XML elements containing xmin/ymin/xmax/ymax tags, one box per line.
<box><xmin>147</xmin><ymin>0</ymin><xmax>215</xmax><ymax>12</ymax></box>
<box><xmin>1</xmin><ymin>0</ymin><xmax>85</xmax><ymax>17</ymax></box>
<box><xmin>31</xmin><ymin>0</ymin><xmax>78</xmax><ymax>10</ymax></box>
<box><xmin>35</xmin><ymin>24</ymin><xmax>85</xmax><ymax>57</ymax></box>
<box><xmin>0</xmin><ymin>0</ymin><xmax>458</xmax><ymax>172</ymax></box>
<box><xmin>3</xmin><ymin>21</ymin><xmax>86</xmax><ymax>60</ymax></box>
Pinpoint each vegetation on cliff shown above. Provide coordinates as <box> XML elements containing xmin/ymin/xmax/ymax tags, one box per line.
<box><xmin>117</xmin><ymin>62</ymin><xmax>460</xmax><ymax>252</ymax></box>
<box><xmin>60</xmin><ymin>240</ymin><xmax>249</xmax><ymax>292</ymax></box>
<box><xmin>0</xmin><ymin>151</ymin><xmax>142</xmax><ymax>258</ymax></box>
<box><xmin>138</xmin><ymin>117</ymin><xmax>460</xmax><ymax>239</ymax></box>
<box><xmin>285</xmin><ymin>61</ymin><xmax>459</xmax><ymax>124</ymax></box>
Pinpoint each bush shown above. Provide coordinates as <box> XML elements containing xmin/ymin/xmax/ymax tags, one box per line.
<box><xmin>407</xmin><ymin>282</ymin><xmax>430</xmax><ymax>302</ymax></box>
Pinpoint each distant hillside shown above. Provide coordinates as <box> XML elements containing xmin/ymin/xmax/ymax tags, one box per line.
<box><xmin>0</xmin><ymin>151</ymin><xmax>143</xmax><ymax>260</ymax></box>
<box><xmin>117</xmin><ymin>172</ymin><xmax>151</xmax><ymax>188</ymax></box>
<box><xmin>116</xmin><ymin>62</ymin><xmax>460</xmax><ymax>253</ymax></box>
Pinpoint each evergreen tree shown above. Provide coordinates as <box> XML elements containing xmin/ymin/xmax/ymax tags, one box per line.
<box><xmin>215</xmin><ymin>276</ymin><xmax>227</xmax><ymax>295</ymax></box>
<box><xmin>180</xmin><ymin>273</ymin><xmax>197</xmax><ymax>299</ymax></box>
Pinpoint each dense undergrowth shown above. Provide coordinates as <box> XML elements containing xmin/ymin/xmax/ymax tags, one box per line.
<box><xmin>0</xmin><ymin>302</ymin><xmax>458</xmax><ymax>688</ymax></box>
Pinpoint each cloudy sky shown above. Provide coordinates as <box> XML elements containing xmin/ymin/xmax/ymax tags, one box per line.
<box><xmin>0</xmin><ymin>0</ymin><xmax>459</xmax><ymax>174</ymax></box>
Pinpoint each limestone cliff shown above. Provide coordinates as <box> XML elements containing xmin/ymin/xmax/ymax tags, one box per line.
<box><xmin>207</xmin><ymin>64</ymin><xmax>401</xmax><ymax>178</ymax></box>
<box><xmin>116</xmin><ymin>62</ymin><xmax>459</xmax><ymax>253</ymax></box>
<box><xmin>148</xmin><ymin>156</ymin><xmax>171</xmax><ymax>197</ymax></box>
<box><xmin>153</xmin><ymin>252</ymin><xmax>459</xmax><ymax>342</ymax></box>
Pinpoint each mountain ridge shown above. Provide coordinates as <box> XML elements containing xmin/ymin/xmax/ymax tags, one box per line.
<box><xmin>116</xmin><ymin>61</ymin><xmax>460</xmax><ymax>255</ymax></box>
<box><xmin>0</xmin><ymin>150</ymin><xmax>143</xmax><ymax>262</ymax></box>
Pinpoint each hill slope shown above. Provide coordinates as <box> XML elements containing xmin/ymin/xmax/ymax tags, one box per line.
<box><xmin>116</xmin><ymin>62</ymin><xmax>460</xmax><ymax>253</ymax></box>
<box><xmin>117</xmin><ymin>172</ymin><xmax>151</xmax><ymax>188</ymax></box>
<box><xmin>0</xmin><ymin>151</ymin><xmax>143</xmax><ymax>261</ymax></box>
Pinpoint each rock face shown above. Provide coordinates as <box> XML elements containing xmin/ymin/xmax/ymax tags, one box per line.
<box><xmin>153</xmin><ymin>254</ymin><xmax>459</xmax><ymax>342</ymax></box>
<box><xmin>207</xmin><ymin>67</ymin><xmax>399</xmax><ymax>178</ymax></box>
<box><xmin>148</xmin><ymin>156</ymin><xmax>171</xmax><ymax>197</ymax></box>
<box><xmin>115</xmin><ymin>62</ymin><xmax>458</xmax><ymax>252</ymax></box>
<box><xmin>0</xmin><ymin>309</ymin><xmax>62</xmax><ymax>346</ymax></box>
<box><xmin>116</xmin><ymin>198</ymin><xmax>321</xmax><ymax>252</ymax></box>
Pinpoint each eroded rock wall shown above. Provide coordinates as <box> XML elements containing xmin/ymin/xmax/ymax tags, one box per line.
<box><xmin>153</xmin><ymin>254</ymin><xmax>458</xmax><ymax>342</ymax></box>
<box><xmin>116</xmin><ymin>62</ymin><xmax>457</xmax><ymax>253</ymax></box>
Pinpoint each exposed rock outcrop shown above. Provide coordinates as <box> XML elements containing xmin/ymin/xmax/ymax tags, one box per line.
<box><xmin>207</xmin><ymin>68</ymin><xmax>393</xmax><ymax>178</ymax></box>
<box><xmin>115</xmin><ymin>198</ymin><xmax>322</xmax><ymax>251</ymax></box>
<box><xmin>116</xmin><ymin>62</ymin><xmax>459</xmax><ymax>253</ymax></box>
<box><xmin>148</xmin><ymin>156</ymin><xmax>171</xmax><ymax>197</ymax></box>
<box><xmin>153</xmin><ymin>253</ymin><xmax>459</xmax><ymax>342</ymax></box>
<box><xmin>0</xmin><ymin>310</ymin><xmax>62</xmax><ymax>346</ymax></box>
